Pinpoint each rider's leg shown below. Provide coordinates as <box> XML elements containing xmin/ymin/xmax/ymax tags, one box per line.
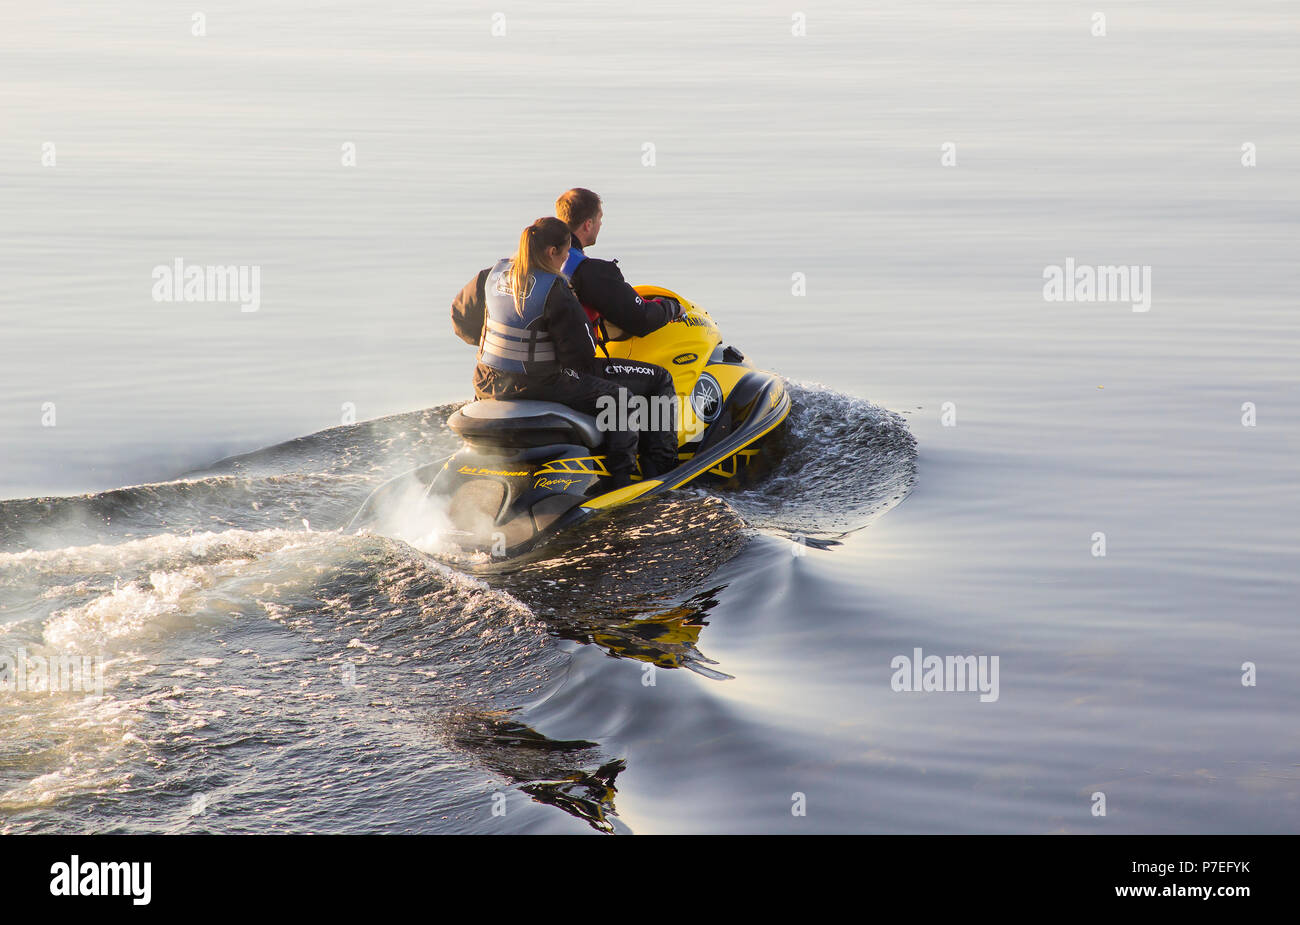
<box><xmin>596</xmin><ymin>359</ymin><xmax>679</xmax><ymax>478</ymax></box>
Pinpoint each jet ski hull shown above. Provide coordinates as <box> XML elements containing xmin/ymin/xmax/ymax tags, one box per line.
<box><xmin>349</xmin><ymin>288</ymin><xmax>790</xmax><ymax>558</ymax></box>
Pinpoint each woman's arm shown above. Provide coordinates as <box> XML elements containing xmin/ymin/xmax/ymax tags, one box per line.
<box><xmin>450</xmin><ymin>268</ymin><xmax>490</xmax><ymax>345</ymax></box>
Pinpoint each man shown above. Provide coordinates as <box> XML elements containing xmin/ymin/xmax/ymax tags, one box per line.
<box><xmin>555</xmin><ymin>188</ymin><xmax>681</xmax><ymax>339</ymax></box>
<box><xmin>553</xmin><ymin>188</ymin><xmax>681</xmax><ymax>479</ymax></box>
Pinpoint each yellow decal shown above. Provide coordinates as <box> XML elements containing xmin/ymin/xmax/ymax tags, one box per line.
<box><xmin>458</xmin><ymin>465</ymin><xmax>529</xmax><ymax>477</ymax></box>
<box><xmin>667</xmin><ymin>406</ymin><xmax>789</xmax><ymax>490</ymax></box>
<box><xmin>583</xmin><ymin>479</ymin><xmax>662</xmax><ymax>510</ymax></box>
<box><xmin>536</xmin><ymin>456</ymin><xmax>611</xmax><ymax>476</ymax></box>
<box><xmin>534</xmin><ymin>476</ymin><xmax>580</xmax><ymax>491</ymax></box>
<box><xmin>707</xmin><ymin>448</ymin><xmax>760</xmax><ymax>479</ymax></box>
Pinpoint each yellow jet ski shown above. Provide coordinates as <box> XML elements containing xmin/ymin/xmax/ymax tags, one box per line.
<box><xmin>350</xmin><ymin>286</ymin><xmax>790</xmax><ymax>557</ymax></box>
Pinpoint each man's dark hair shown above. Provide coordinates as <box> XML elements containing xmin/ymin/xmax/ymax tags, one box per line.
<box><xmin>555</xmin><ymin>188</ymin><xmax>602</xmax><ymax>231</ymax></box>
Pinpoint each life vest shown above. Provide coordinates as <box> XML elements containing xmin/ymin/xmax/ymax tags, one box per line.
<box><xmin>561</xmin><ymin>243</ymin><xmax>587</xmax><ymax>279</ymax></box>
<box><xmin>478</xmin><ymin>258</ymin><xmax>560</xmax><ymax>374</ymax></box>
<box><xmin>561</xmin><ymin>243</ymin><xmax>608</xmax><ymax>351</ymax></box>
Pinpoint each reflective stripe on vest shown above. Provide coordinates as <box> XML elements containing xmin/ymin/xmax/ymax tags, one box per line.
<box><xmin>479</xmin><ymin>258</ymin><xmax>560</xmax><ymax>373</ymax></box>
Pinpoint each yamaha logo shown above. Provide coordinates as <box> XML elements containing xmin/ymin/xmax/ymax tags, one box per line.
<box><xmin>691</xmin><ymin>373</ymin><xmax>723</xmax><ymax>422</ymax></box>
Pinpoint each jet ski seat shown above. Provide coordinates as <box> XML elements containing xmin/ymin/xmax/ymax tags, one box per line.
<box><xmin>447</xmin><ymin>400</ymin><xmax>604</xmax><ymax>449</ymax></box>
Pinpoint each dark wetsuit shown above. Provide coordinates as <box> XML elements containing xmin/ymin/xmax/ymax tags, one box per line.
<box><xmin>560</xmin><ymin>235</ymin><xmax>681</xmax><ymax>477</ymax></box>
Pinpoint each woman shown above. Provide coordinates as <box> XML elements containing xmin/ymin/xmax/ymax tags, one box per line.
<box><xmin>450</xmin><ymin>216</ymin><xmax>646</xmax><ymax>488</ymax></box>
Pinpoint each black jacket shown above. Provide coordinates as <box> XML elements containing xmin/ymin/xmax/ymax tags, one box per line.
<box><xmin>451</xmin><ymin>267</ymin><xmax>597</xmax><ymax>374</ymax></box>
<box><xmin>567</xmin><ymin>234</ymin><xmax>676</xmax><ymax>338</ymax></box>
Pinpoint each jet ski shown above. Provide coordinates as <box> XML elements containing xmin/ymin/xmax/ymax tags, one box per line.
<box><xmin>349</xmin><ymin>286</ymin><xmax>790</xmax><ymax>557</ymax></box>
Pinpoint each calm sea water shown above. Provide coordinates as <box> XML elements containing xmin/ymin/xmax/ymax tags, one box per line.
<box><xmin>1</xmin><ymin>1</ymin><xmax>1297</xmax><ymax>833</ymax></box>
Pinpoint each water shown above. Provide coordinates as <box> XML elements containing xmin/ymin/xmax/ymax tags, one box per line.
<box><xmin>2</xmin><ymin>0</ymin><xmax>1297</xmax><ymax>833</ymax></box>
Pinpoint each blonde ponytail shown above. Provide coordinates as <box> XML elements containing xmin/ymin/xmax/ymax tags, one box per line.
<box><xmin>507</xmin><ymin>217</ymin><xmax>570</xmax><ymax>315</ymax></box>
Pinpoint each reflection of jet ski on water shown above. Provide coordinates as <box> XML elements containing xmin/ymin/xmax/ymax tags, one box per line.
<box><xmin>349</xmin><ymin>286</ymin><xmax>791</xmax><ymax>558</ymax></box>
